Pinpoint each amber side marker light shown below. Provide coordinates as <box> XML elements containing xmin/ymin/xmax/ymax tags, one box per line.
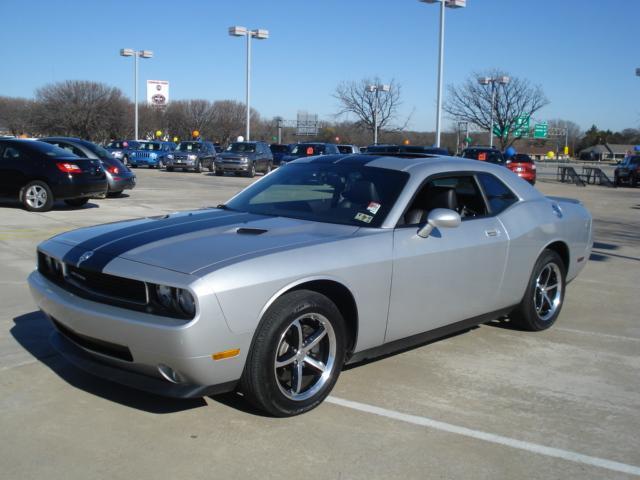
<box><xmin>212</xmin><ymin>349</ymin><xmax>240</xmax><ymax>361</ymax></box>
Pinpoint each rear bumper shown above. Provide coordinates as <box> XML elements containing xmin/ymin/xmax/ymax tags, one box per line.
<box><xmin>109</xmin><ymin>174</ymin><xmax>136</xmax><ymax>192</ymax></box>
<box><xmin>51</xmin><ymin>177</ymin><xmax>108</xmax><ymax>199</ymax></box>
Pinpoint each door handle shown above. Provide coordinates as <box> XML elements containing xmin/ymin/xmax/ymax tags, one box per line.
<box><xmin>485</xmin><ymin>229</ymin><xmax>500</xmax><ymax>237</ymax></box>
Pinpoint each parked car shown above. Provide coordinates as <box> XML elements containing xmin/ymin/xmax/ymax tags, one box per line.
<box><xmin>614</xmin><ymin>155</ymin><xmax>640</xmax><ymax>187</ymax></box>
<box><xmin>214</xmin><ymin>141</ymin><xmax>274</xmax><ymax>177</ymax></box>
<box><xmin>165</xmin><ymin>141</ymin><xmax>216</xmax><ymax>172</ymax></box>
<box><xmin>461</xmin><ymin>147</ymin><xmax>505</xmax><ymax>164</ymax></box>
<box><xmin>506</xmin><ymin>153</ymin><xmax>536</xmax><ymax>185</ymax></box>
<box><xmin>337</xmin><ymin>144</ymin><xmax>361</xmax><ymax>154</ymax></box>
<box><xmin>105</xmin><ymin>140</ymin><xmax>140</xmax><ymax>165</ymax></box>
<box><xmin>129</xmin><ymin>141</ymin><xmax>176</xmax><ymax>169</ymax></box>
<box><xmin>269</xmin><ymin>143</ymin><xmax>291</xmax><ymax>166</ymax></box>
<box><xmin>280</xmin><ymin>143</ymin><xmax>340</xmax><ymax>164</ymax></box>
<box><xmin>0</xmin><ymin>139</ymin><xmax>107</xmax><ymax>212</ymax></box>
<box><xmin>40</xmin><ymin>137</ymin><xmax>136</xmax><ymax>197</ymax></box>
<box><xmin>30</xmin><ymin>154</ymin><xmax>592</xmax><ymax>416</ymax></box>
<box><xmin>366</xmin><ymin>144</ymin><xmax>448</xmax><ymax>156</ymax></box>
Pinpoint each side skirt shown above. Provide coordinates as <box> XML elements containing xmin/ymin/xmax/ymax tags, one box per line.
<box><xmin>345</xmin><ymin>307</ymin><xmax>515</xmax><ymax>366</ymax></box>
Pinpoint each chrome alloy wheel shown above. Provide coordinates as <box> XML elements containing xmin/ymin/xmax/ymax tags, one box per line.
<box><xmin>534</xmin><ymin>263</ymin><xmax>562</xmax><ymax>321</ymax></box>
<box><xmin>274</xmin><ymin>313</ymin><xmax>337</xmax><ymax>401</ymax></box>
<box><xmin>25</xmin><ymin>185</ymin><xmax>48</xmax><ymax>209</ymax></box>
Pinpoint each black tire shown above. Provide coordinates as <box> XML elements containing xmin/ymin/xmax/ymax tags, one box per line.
<box><xmin>614</xmin><ymin>175</ymin><xmax>621</xmax><ymax>186</ymax></box>
<box><xmin>209</xmin><ymin>164</ymin><xmax>214</xmax><ymax>172</ymax></box>
<box><xmin>64</xmin><ymin>197</ymin><xmax>89</xmax><ymax>208</ymax></box>
<box><xmin>265</xmin><ymin>162</ymin><xmax>273</xmax><ymax>174</ymax></box>
<box><xmin>194</xmin><ymin>161</ymin><xmax>202</xmax><ymax>173</ymax></box>
<box><xmin>166</xmin><ymin>167</ymin><xmax>174</xmax><ymax>172</ymax></box>
<box><xmin>123</xmin><ymin>155</ymin><xmax>129</xmax><ymax>166</ymax></box>
<box><xmin>107</xmin><ymin>190</ymin><xmax>123</xmax><ymax>198</ymax></box>
<box><xmin>20</xmin><ymin>180</ymin><xmax>54</xmax><ymax>212</ymax></box>
<box><xmin>632</xmin><ymin>174</ymin><xmax>638</xmax><ymax>188</ymax></box>
<box><xmin>215</xmin><ymin>170</ymin><xmax>224</xmax><ymax>176</ymax></box>
<box><xmin>245</xmin><ymin>162</ymin><xmax>256</xmax><ymax>178</ymax></box>
<box><xmin>240</xmin><ymin>290</ymin><xmax>346</xmax><ymax>417</ymax></box>
<box><xmin>510</xmin><ymin>249</ymin><xmax>566</xmax><ymax>331</ymax></box>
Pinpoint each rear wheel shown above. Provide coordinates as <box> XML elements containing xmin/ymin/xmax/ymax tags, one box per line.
<box><xmin>510</xmin><ymin>249</ymin><xmax>565</xmax><ymax>331</ymax></box>
<box><xmin>241</xmin><ymin>290</ymin><xmax>346</xmax><ymax>417</ymax></box>
<box><xmin>20</xmin><ymin>181</ymin><xmax>54</xmax><ymax>212</ymax></box>
<box><xmin>64</xmin><ymin>198</ymin><xmax>89</xmax><ymax>208</ymax></box>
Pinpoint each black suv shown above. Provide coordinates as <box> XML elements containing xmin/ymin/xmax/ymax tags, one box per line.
<box><xmin>614</xmin><ymin>156</ymin><xmax>640</xmax><ymax>187</ymax></box>
<box><xmin>280</xmin><ymin>143</ymin><xmax>340</xmax><ymax>164</ymax></box>
<box><xmin>461</xmin><ymin>147</ymin><xmax>505</xmax><ymax>164</ymax></box>
<box><xmin>214</xmin><ymin>141</ymin><xmax>274</xmax><ymax>177</ymax></box>
<box><xmin>0</xmin><ymin>139</ymin><xmax>107</xmax><ymax>212</ymax></box>
<box><xmin>165</xmin><ymin>141</ymin><xmax>217</xmax><ymax>172</ymax></box>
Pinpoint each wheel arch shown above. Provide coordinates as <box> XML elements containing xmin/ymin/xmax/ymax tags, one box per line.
<box><xmin>256</xmin><ymin>277</ymin><xmax>359</xmax><ymax>356</ymax></box>
<box><xmin>543</xmin><ymin>240</ymin><xmax>570</xmax><ymax>272</ymax></box>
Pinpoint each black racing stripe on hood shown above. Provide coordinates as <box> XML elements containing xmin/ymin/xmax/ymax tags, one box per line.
<box><xmin>64</xmin><ymin>211</ymin><xmax>263</xmax><ymax>272</ymax></box>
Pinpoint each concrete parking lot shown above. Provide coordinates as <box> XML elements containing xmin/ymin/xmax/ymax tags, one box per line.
<box><xmin>1</xmin><ymin>168</ymin><xmax>638</xmax><ymax>479</ymax></box>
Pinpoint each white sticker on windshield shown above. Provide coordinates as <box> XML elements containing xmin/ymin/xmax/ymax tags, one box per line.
<box><xmin>355</xmin><ymin>212</ymin><xmax>373</xmax><ymax>224</ymax></box>
<box><xmin>367</xmin><ymin>202</ymin><xmax>381</xmax><ymax>215</ymax></box>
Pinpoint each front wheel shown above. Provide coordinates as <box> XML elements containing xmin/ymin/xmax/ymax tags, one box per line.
<box><xmin>166</xmin><ymin>167</ymin><xmax>174</xmax><ymax>172</ymax></box>
<box><xmin>241</xmin><ymin>290</ymin><xmax>346</xmax><ymax>417</ymax></box>
<box><xmin>194</xmin><ymin>161</ymin><xmax>202</xmax><ymax>173</ymax></box>
<box><xmin>245</xmin><ymin>162</ymin><xmax>256</xmax><ymax>178</ymax></box>
<box><xmin>510</xmin><ymin>250</ymin><xmax>566</xmax><ymax>331</ymax></box>
<box><xmin>20</xmin><ymin>181</ymin><xmax>54</xmax><ymax>212</ymax></box>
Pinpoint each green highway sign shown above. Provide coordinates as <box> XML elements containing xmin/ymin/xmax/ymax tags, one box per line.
<box><xmin>513</xmin><ymin>115</ymin><xmax>530</xmax><ymax>138</ymax></box>
<box><xmin>534</xmin><ymin>122</ymin><xmax>548</xmax><ymax>139</ymax></box>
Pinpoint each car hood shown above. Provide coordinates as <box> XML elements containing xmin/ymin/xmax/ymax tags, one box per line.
<box><xmin>50</xmin><ymin>209</ymin><xmax>359</xmax><ymax>275</ymax></box>
<box><xmin>218</xmin><ymin>152</ymin><xmax>255</xmax><ymax>158</ymax></box>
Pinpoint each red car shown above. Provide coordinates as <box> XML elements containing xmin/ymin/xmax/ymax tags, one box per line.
<box><xmin>506</xmin><ymin>153</ymin><xmax>536</xmax><ymax>185</ymax></box>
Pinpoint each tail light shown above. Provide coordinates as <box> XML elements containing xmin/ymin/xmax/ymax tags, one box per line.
<box><xmin>106</xmin><ymin>165</ymin><xmax>119</xmax><ymax>174</ymax></box>
<box><xmin>531</xmin><ymin>164</ymin><xmax>536</xmax><ymax>170</ymax></box>
<box><xmin>56</xmin><ymin>162</ymin><xmax>82</xmax><ymax>174</ymax></box>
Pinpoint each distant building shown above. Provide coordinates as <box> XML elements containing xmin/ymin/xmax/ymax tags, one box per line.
<box><xmin>578</xmin><ymin>144</ymin><xmax>634</xmax><ymax>162</ymax></box>
<box><xmin>511</xmin><ymin>138</ymin><xmax>569</xmax><ymax>161</ymax></box>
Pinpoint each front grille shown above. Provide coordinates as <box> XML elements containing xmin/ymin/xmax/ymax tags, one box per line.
<box><xmin>52</xmin><ymin>317</ymin><xmax>133</xmax><ymax>362</ymax></box>
<box><xmin>65</xmin><ymin>265</ymin><xmax>147</xmax><ymax>304</ymax></box>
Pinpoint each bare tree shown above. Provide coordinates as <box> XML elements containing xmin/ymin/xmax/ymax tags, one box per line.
<box><xmin>547</xmin><ymin>119</ymin><xmax>582</xmax><ymax>155</ymax></box>
<box><xmin>211</xmin><ymin>100</ymin><xmax>255</xmax><ymax>145</ymax></box>
<box><xmin>32</xmin><ymin>80</ymin><xmax>129</xmax><ymax>140</ymax></box>
<box><xmin>0</xmin><ymin>96</ymin><xmax>35</xmax><ymax>136</ymax></box>
<box><xmin>445</xmin><ymin>70</ymin><xmax>549</xmax><ymax>150</ymax></box>
<box><xmin>334</xmin><ymin>77</ymin><xmax>409</xmax><ymax>143</ymax></box>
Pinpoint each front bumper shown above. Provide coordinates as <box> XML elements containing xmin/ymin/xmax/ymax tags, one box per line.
<box><xmin>130</xmin><ymin>158</ymin><xmax>159</xmax><ymax>167</ymax></box>
<box><xmin>215</xmin><ymin>162</ymin><xmax>250</xmax><ymax>172</ymax></box>
<box><xmin>28</xmin><ymin>270</ymin><xmax>250</xmax><ymax>398</ymax></box>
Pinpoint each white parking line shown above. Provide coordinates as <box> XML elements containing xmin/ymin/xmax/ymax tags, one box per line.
<box><xmin>555</xmin><ymin>327</ymin><xmax>640</xmax><ymax>343</ymax></box>
<box><xmin>327</xmin><ymin>396</ymin><xmax>640</xmax><ymax>477</ymax></box>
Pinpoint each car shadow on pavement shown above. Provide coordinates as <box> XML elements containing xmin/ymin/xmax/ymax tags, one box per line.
<box><xmin>10</xmin><ymin>311</ymin><xmax>207</xmax><ymax>414</ymax></box>
<box><xmin>0</xmin><ymin>199</ymin><xmax>100</xmax><ymax>212</ymax></box>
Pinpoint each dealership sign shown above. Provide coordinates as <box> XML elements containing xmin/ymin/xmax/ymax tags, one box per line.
<box><xmin>147</xmin><ymin>80</ymin><xmax>169</xmax><ymax>107</ymax></box>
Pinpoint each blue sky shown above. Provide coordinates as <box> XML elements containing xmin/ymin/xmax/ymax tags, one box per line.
<box><xmin>1</xmin><ymin>0</ymin><xmax>638</xmax><ymax>132</ymax></box>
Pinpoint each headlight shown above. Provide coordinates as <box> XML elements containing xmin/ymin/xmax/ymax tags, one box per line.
<box><xmin>155</xmin><ymin>284</ymin><xmax>173</xmax><ymax>308</ymax></box>
<box><xmin>112</xmin><ymin>151</ymin><xmax>123</xmax><ymax>158</ymax></box>
<box><xmin>177</xmin><ymin>290</ymin><xmax>196</xmax><ymax>317</ymax></box>
<box><xmin>151</xmin><ymin>283</ymin><xmax>196</xmax><ymax>319</ymax></box>
<box><xmin>188</xmin><ymin>154</ymin><xmax>197</xmax><ymax>161</ymax></box>
<box><xmin>240</xmin><ymin>156</ymin><xmax>249</xmax><ymax>163</ymax></box>
<box><xmin>167</xmin><ymin>154</ymin><xmax>174</xmax><ymax>160</ymax></box>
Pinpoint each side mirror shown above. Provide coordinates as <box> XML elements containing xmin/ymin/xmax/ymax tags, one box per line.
<box><xmin>417</xmin><ymin>208</ymin><xmax>461</xmax><ymax>238</ymax></box>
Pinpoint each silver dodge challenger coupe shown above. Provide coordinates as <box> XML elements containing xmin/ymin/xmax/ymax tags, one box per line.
<box><xmin>29</xmin><ymin>154</ymin><xmax>592</xmax><ymax>416</ymax></box>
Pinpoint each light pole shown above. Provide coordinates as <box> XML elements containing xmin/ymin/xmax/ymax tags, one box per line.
<box><xmin>120</xmin><ymin>48</ymin><xmax>153</xmax><ymax>140</ymax></box>
<box><xmin>478</xmin><ymin>75</ymin><xmax>510</xmax><ymax>148</ymax></box>
<box><xmin>229</xmin><ymin>26</ymin><xmax>269</xmax><ymax>141</ymax></box>
<box><xmin>366</xmin><ymin>83</ymin><xmax>390</xmax><ymax>144</ymax></box>
<box><xmin>419</xmin><ymin>0</ymin><xmax>466</xmax><ymax>148</ymax></box>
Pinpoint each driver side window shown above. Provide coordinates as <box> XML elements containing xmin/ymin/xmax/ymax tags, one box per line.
<box><xmin>400</xmin><ymin>174</ymin><xmax>488</xmax><ymax>226</ymax></box>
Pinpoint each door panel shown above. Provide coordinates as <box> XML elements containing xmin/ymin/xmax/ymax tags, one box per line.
<box><xmin>386</xmin><ymin>217</ymin><xmax>508</xmax><ymax>342</ymax></box>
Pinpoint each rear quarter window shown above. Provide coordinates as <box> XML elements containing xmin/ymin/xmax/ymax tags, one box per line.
<box><xmin>477</xmin><ymin>172</ymin><xmax>518</xmax><ymax>215</ymax></box>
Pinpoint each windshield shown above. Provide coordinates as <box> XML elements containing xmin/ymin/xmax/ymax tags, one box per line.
<box><xmin>225</xmin><ymin>163</ymin><xmax>409</xmax><ymax>227</ymax></box>
<box><xmin>226</xmin><ymin>142</ymin><xmax>256</xmax><ymax>153</ymax></box>
<box><xmin>462</xmin><ymin>149</ymin><xmax>505</xmax><ymax>164</ymax></box>
<box><xmin>137</xmin><ymin>142</ymin><xmax>162</xmax><ymax>151</ymax></box>
<box><xmin>290</xmin><ymin>144</ymin><xmax>325</xmax><ymax>156</ymax></box>
<box><xmin>84</xmin><ymin>142</ymin><xmax>112</xmax><ymax>160</ymax></box>
<box><xmin>175</xmin><ymin>142</ymin><xmax>202</xmax><ymax>152</ymax></box>
<box><xmin>270</xmin><ymin>144</ymin><xmax>290</xmax><ymax>153</ymax></box>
